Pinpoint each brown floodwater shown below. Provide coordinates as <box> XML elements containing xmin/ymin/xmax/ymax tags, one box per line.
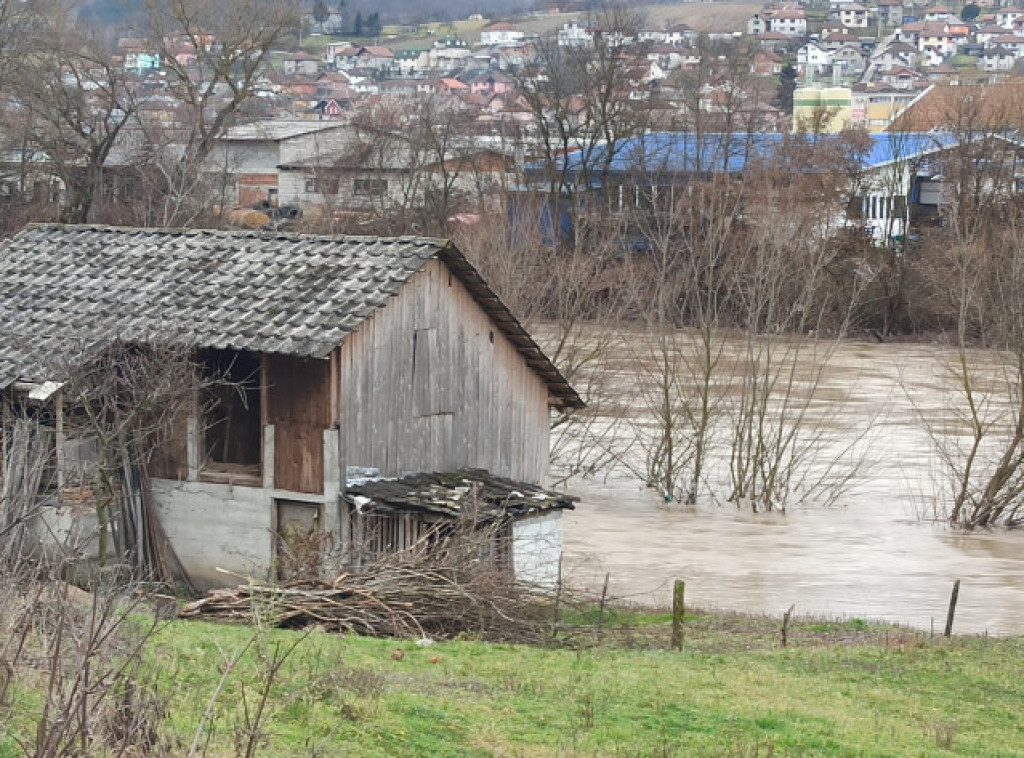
<box><xmin>556</xmin><ymin>338</ymin><xmax>1024</xmax><ymax>635</ymax></box>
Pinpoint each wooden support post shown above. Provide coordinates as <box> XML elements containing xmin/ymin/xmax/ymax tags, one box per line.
<box><xmin>553</xmin><ymin>554</ymin><xmax>563</xmax><ymax>626</ymax></box>
<box><xmin>781</xmin><ymin>604</ymin><xmax>796</xmax><ymax>648</ymax></box>
<box><xmin>671</xmin><ymin>579</ymin><xmax>685</xmax><ymax>652</ymax></box>
<box><xmin>597</xmin><ymin>571</ymin><xmax>610</xmax><ymax>641</ymax></box>
<box><xmin>944</xmin><ymin>579</ymin><xmax>960</xmax><ymax>638</ymax></box>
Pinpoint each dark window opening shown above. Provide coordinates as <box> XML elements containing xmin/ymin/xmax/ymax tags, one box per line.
<box><xmin>201</xmin><ymin>349</ymin><xmax>262</xmax><ymax>471</ymax></box>
<box><xmin>353</xmin><ymin>178</ymin><xmax>387</xmax><ymax>197</ymax></box>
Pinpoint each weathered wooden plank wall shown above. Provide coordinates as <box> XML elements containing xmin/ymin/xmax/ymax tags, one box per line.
<box><xmin>337</xmin><ymin>258</ymin><xmax>551</xmax><ymax>483</ymax></box>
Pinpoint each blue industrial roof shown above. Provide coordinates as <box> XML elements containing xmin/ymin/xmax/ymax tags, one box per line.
<box><xmin>526</xmin><ymin>132</ymin><xmax>967</xmax><ymax>182</ymax></box>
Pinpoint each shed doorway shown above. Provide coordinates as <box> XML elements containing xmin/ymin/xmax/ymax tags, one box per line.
<box><xmin>274</xmin><ymin>500</ymin><xmax>324</xmax><ymax>581</ymax></box>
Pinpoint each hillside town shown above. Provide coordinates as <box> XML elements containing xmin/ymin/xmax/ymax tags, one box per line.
<box><xmin>1</xmin><ymin>0</ymin><xmax>1023</xmax><ymax>239</ymax></box>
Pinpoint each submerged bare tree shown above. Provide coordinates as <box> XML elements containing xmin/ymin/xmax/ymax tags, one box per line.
<box><xmin>625</xmin><ymin>170</ymin><xmax>744</xmax><ymax>504</ymax></box>
<box><xmin>615</xmin><ymin>134</ymin><xmax>873</xmax><ymax>509</ymax></box>
<box><xmin>899</xmin><ymin>86</ymin><xmax>1024</xmax><ymax>528</ymax></box>
<box><xmin>917</xmin><ymin>146</ymin><xmax>1024</xmax><ymax>527</ymax></box>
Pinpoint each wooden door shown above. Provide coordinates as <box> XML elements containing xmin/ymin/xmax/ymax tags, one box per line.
<box><xmin>266</xmin><ymin>355</ymin><xmax>331</xmax><ymax>494</ymax></box>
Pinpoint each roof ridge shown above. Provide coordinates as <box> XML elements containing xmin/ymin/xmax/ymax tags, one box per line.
<box><xmin>23</xmin><ymin>222</ymin><xmax>451</xmax><ymax>248</ymax></box>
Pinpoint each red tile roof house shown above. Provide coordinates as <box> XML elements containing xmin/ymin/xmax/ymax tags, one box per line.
<box><xmin>0</xmin><ymin>225</ymin><xmax>581</xmax><ymax>588</ymax></box>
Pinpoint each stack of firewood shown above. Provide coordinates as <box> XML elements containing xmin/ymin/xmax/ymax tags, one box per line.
<box><xmin>180</xmin><ymin>565</ymin><xmax>551</xmax><ymax>642</ymax></box>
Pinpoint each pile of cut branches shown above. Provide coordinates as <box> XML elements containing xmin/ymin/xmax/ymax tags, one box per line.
<box><xmin>180</xmin><ymin>519</ymin><xmax>555</xmax><ymax>644</ymax></box>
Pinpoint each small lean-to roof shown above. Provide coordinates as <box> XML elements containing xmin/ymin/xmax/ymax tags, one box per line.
<box><xmin>344</xmin><ymin>469</ymin><xmax>578</xmax><ymax>520</ymax></box>
<box><xmin>0</xmin><ymin>224</ymin><xmax>582</xmax><ymax>408</ymax></box>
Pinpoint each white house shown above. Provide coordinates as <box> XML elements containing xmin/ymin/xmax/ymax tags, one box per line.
<box><xmin>771</xmin><ymin>8</ymin><xmax>808</xmax><ymax>37</ymax></box>
<box><xmin>923</xmin><ymin>5</ymin><xmax>954</xmax><ymax>22</ymax></box>
<box><xmin>996</xmin><ymin>6</ymin><xmax>1024</xmax><ymax>29</ymax></box>
<box><xmin>557</xmin><ymin>21</ymin><xmax>593</xmax><ymax>47</ymax></box>
<box><xmin>979</xmin><ymin>46</ymin><xmax>1017</xmax><ymax>71</ymax></box>
<box><xmin>838</xmin><ymin>3</ymin><xmax>869</xmax><ymax>29</ymax></box>
<box><xmin>798</xmin><ymin>41</ymin><xmax>834</xmax><ymax>76</ymax></box>
<box><xmin>479</xmin><ymin>22</ymin><xmax>526</xmax><ymax>47</ymax></box>
<box><xmin>747</xmin><ymin>14</ymin><xmax>769</xmax><ymax>36</ymax></box>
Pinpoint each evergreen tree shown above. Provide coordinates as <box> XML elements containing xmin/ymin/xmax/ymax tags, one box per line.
<box><xmin>774</xmin><ymin>62</ymin><xmax>798</xmax><ymax>115</ymax></box>
<box><xmin>354</xmin><ymin>11</ymin><xmax>363</xmax><ymax>36</ymax></box>
<box><xmin>961</xmin><ymin>3</ymin><xmax>980</xmax><ymax>22</ymax></box>
<box><xmin>313</xmin><ymin>0</ymin><xmax>330</xmax><ymax>31</ymax></box>
<box><xmin>367</xmin><ymin>12</ymin><xmax>381</xmax><ymax>37</ymax></box>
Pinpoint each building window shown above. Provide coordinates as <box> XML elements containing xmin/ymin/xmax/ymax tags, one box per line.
<box><xmin>305</xmin><ymin>178</ymin><xmax>319</xmax><ymax>193</ymax></box>
<box><xmin>200</xmin><ymin>348</ymin><xmax>262</xmax><ymax>472</ymax></box>
<box><xmin>353</xmin><ymin>178</ymin><xmax>388</xmax><ymax>197</ymax></box>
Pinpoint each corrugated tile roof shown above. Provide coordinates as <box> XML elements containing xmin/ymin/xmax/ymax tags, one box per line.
<box><xmin>0</xmin><ymin>224</ymin><xmax>583</xmax><ymax>408</ymax></box>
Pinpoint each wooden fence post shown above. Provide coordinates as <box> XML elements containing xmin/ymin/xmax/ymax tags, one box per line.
<box><xmin>944</xmin><ymin>579</ymin><xmax>960</xmax><ymax>638</ymax></box>
<box><xmin>781</xmin><ymin>604</ymin><xmax>796</xmax><ymax>647</ymax></box>
<box><xmin>671</xmin><ymin>579</ymin><xmax>685</xmax><ymax>651</ymax></box>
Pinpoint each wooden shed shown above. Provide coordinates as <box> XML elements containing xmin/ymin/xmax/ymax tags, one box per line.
<box><xmin>0</xmin><ymin>224</ymin><xmax>581</xmax><ymax>588</ymax></box>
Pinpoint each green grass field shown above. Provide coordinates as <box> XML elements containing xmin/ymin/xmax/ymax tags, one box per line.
<box><xmin>298</xmin><ymin>1</ymin><xmax>764</xmax><ymax>56</ymax></box>
<box><xmin>5</xmin><ymin>609</ymin><xmax>1019</xmax><ymax>757</ymax></box>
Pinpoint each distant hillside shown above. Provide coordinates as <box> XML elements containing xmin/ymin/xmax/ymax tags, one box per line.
<box><xmin>72</xmin><ymin>0</ymin><xmax>534</xmax><ymax>28</ymax></box>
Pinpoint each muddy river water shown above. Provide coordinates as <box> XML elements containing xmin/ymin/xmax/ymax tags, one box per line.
<box><xmin>556</xmin><ymin>339</ymin><xmax>1024</xmax><ymax>635</ymax></box>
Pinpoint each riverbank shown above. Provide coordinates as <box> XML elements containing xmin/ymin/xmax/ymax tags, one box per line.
<box><xmin>3</xmin><ymin>608</ymin><xmax>1021</xmax><ymax>757</ymax></box>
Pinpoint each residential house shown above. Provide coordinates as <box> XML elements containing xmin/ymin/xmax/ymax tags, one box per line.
<box><xmin>325</xmin><ymin>42</ymin><xmax>358</xmax><ymax>67</ymax></box>
<box><xmin>208</xmin><ymin>120</ymin><xmax>351</xmax><ymax>207</ymax></box>
<box><xmin>638</xmin><ymin>28</ymin><xmax>669</xmax><ymax>43</ymax></box>
<box><xmin>394</xmin><ymin>48</ymin><xmax>430</xmax><ymax>76</ymax></box>
<box><xmin>428</xmin><ymin>36</ymin><xmax>473</xmax><ymax>72</ymax></box>
<box><xmin>770</xmin><ymin>7</ymin><xmax>808</xmax><ymax>37</ymax></box>
<box><xmin>312</xmin><ymin>98</ymin><xmax>347</xmax><ymax>119</ymax></box>
<box><xmin>877</xmin><ymin>0</ymin><xmax>904</xmax><ymax>28</ymax></box>
<box><xmin>0</xmin><ymin>225</ymin><xmax>582</xmax><ymax>588</ymax></box>
<box><xmin>118</xmin><ymin>39</ymin><xmax>161</xmax><ymax>75</ymax></box>
<box><xmin>747</xmin><ymin>14</ymin><xmax>769</xmax><ymax>36</ymax></box>
<box><xmin>468</xmin><ymin>71</ymin><xmax>514</xmax><ymax>96</ymax></box>
<box><xmin>975</xmin><ymin>24</ymin><xmax>1007</xmax><ymax>45</ymax></box>
<box><xmin>557</xmin><ymin>21</ymin><xmax>593</xmax><ymax>47</ymax></box>
<box><xmin>837</xmin><ymin>3</ymin><xmax>869</xmax><ymax>29</ymax></box>
<box><xmin>315</xmin><ymin>72</ymin><xmax>358</xmax><ymax>103</ymax></box>
<box><xmin>833</xmin><ymin>43</ymin><xmax>867</xmax><ymax>75</ymax></box>
<box><xmin>924</xmin><ymin>5</ymin><xmax>954</xmax><ymax>22</ymax></box>
<box><xmin>757</xmin><ymin>31</ymin><xmax>789</xmax><ymax>52</ymax></box>
<box><xmin>751</xmin><ymin>49</ymin><xmax>783</xmax><ymax>75</ymax></box>
<box><xmin>822</xmin><ymin>30</ymin><xmax>859</xmax><ymax>48</ymax></box>
<box><xmin>879</xmin><ymin>65</ymin><xmax>923</xmax><ymax>88</ymax></box>
<box><xmin>914</xmin><ymin>22</ymin><xmax>960</xmax><ymax>58</ymax></box>
<box><xmin>798</xmin><ymin>41</ymin><xmax>834</xmax><ymax>77</ymax></box>
<box><xmin>663</xmin><ymin>24</ymin><xmax>697</xmax><ymax>46</ymax></box>
<box><xmin>980</xmin><ymin>46</ymin><xmax>1017</xmax><ymax>71</ymax></box>
<box><xmin>923</xmin><ymin>62</ymin><xmax>959</xmax><ymax>80</ymax></box>
<box><xmin>989</xmin><ymin>34</ymin><xmax>1024</xmax><ymax>57</ymax></box>
<box><xmin>282</xmin><ymin>52</ymin><xmax>320</xmax><ymax>77</ymax></box>
<box><xmin>331</xmin><ymin>45</ymin><xmax>395</xmax><ymax>72</ymax></box>
<box><xmin>996</xmin><ymin>6</ymin><xmax>1024</xmax><ymax>29</ymax></box>
<box><xmin>872</xmin><ymin>41</ymin><xmax>920</xmax><ymax>71</ymax></box>
<box><xmin>480</xmin><ymin>22</ymin><xmax>526</xmax><ymax>46</ymax></box>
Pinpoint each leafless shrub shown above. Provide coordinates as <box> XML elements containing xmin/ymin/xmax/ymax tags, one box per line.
<box><xmin>0</xmin><ymin>573</ymin><xmax>171</xmax><ymax>758</ymax></box>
